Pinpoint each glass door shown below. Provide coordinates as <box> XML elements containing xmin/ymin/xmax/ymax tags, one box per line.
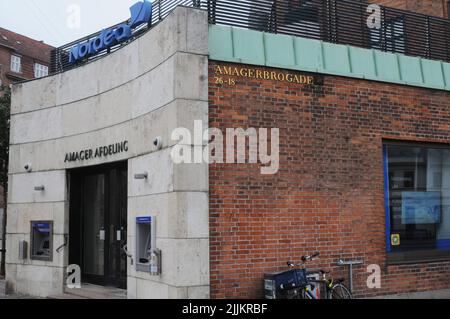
<box><xmin>82</xmin><ymin>173</ymin><xmax>106</xmax><ymax>283</ymax></box>
<box><xmin>69</xmin><ymin>161</ymin><xmax>128</xmax><ymax>289</ymax></box>
<box><xmin>105</xmin><ymin>167</ymin><xmax>128</xmax><ymax>288</ymax></box>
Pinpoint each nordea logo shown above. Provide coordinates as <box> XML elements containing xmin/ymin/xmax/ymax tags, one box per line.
<box><xmin>69</xmin><ymin>0</ymin><xmax>152</xmax><ymax>64</ymax></box>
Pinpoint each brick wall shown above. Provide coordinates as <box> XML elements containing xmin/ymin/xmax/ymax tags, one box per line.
<box><xmin>0</xmin><ymin>46</ymin><xmax>48</xmax><ymax>85</ymax></box>
<box><xmin>208</xmin><ymin>61</ymin><xmax>450</xmax><ymax>298</ymax></box>
<box><xmin>370</xmin><ymin>0</ymin><xmax>448</xmax><ymax>18</ymax></box>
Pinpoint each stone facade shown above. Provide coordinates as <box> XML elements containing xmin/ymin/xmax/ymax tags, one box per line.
<box><xmin>6</xmin><ymin>7</ymin><xmax>209</xmax><ymax>299</ymax></box>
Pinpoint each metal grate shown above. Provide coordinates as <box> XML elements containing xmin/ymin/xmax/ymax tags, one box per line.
<box><xmin>50</xmin><ymin>0</ymin><xmax>450</xmax><ymax>75</ymax></box>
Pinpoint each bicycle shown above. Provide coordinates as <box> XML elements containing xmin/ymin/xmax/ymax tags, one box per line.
<box><xmin>281</xmin><ymin>252</ymin><xmax>353</xmax><ymax>299</ymax></box>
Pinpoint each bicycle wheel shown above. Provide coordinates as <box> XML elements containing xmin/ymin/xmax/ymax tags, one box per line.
<box><xmin>330</xmin><ymin>283</ymin><xmax>352</xmax><ymax>299</ymax></box>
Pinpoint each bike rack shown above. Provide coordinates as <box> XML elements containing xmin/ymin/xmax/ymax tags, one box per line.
<box><xmin>337</xmin><ymin>259</ymin><xmax>364</xmax><ymax>293</ymax></box>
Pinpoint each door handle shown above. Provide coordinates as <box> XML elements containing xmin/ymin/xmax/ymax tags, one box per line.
<box><xmin>117</xmin><ymin>226</ymin><xmax>125</xmax><ymax>242</ymax></box>
<box><xmin>99</xmin><ymin>229</ymin><xmax>106</xmax><ymax>241</ymax></box>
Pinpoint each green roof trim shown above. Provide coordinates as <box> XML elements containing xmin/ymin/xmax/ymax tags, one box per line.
<box><xmin>209</xmin><ymin>24</ymin><xmax>450</xmax><ymax>91</ymax></box>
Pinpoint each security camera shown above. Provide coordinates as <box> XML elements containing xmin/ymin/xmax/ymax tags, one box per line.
<box><xmin>24</xmin><ymin>163</ymin><xmax>32</xmax><ymax>173</ymax></box>
<box><xmin>153</xmin><ymin>137</ymin><xmax>163</xmax><ymax>150</ymax></box>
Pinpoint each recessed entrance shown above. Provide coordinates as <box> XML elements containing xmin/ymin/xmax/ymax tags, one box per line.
<box><xmin>69</xmin><ymin>161</ymin><xmax>128</xmax><ymax>289</ymax></box>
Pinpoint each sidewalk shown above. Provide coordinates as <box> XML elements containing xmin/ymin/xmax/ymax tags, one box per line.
<box><xmin>371</xmin><ymin>289</ymin><xmax>450</xmax><ymax>299</ymax></box>
<box><xmin>0</xmin><ymin>294</ymin><xmax>40</xmax><ymax>299</ymax></box>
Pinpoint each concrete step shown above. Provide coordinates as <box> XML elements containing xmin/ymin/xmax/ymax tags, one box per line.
<box><xmin>62</xmin><ymin>284</ymin><xmax>127</xmax><ymax>300</ymax></box>
<box><xmin>47</xmin><ymin>293</ymin><xmax>88</xmax><ymax>299</ymax></box>
<box><xmin>0</xmin><ymin>278</ymin><xmax>6</xmax><ymax>297</ymax></box>
<box><xmin>370</xmin><ymin>289</ymin><xmax>450</xmax><ymax>299</ymax></box>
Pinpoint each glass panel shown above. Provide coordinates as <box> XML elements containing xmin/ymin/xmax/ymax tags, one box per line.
<box><xmin>34</xmin><ymin>63</ymin><xmax>49</xmax><ymax>78</ymax></box>
<box><xmin>386</xmin><ymin>144</ymin><xmax>450</xmax><ymax>253</ymax></box>
<box><xmin>83</xmin><ymin>174</ymin><xmax>105</xmax><ymax>276</ymax></box>
<box><xmin>370</xmin><ymin>17</ymin><xmax>405</xmax><ymax>54</ymax></box>
<box><xmin>108</xmin><ymin>168</ymin><xmax>128</xmax><ymax>285</ymax></box>
<box><xmin>10</xmin><ymin>55</ymin><xmax>21</xmax><ymax>73</ymax></box>
<box><xmin>119</xmin><ymin>168</ymin><xmax>128</xmax><ymax>280</ymax></box>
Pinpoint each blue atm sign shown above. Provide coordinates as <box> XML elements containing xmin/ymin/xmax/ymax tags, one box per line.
<box><xmin>69</xmin><ymin>0</ymin><xmax>153</xmax><ymax>64</ymax></box>
<box><xmin>136</xmin><ymin>216</ymin><xmax>152</xmax><ymax>224</ymax></box>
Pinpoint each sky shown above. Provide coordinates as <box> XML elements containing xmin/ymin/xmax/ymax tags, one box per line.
<box><xmin>0</xmin><ymin>0</ymin><xmax>140</xmax><ymax>47</ymax></box>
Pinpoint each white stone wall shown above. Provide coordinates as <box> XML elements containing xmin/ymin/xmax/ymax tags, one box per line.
<box><xmin>7</xmin><ymin>7</ymin><xmax>209</xmax><ymax>298</ymax></box>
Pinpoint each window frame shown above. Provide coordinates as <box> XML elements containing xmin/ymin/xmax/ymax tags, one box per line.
<box><xmin>370</xmin><ymin>16</ymin><xmax>406</xmax><ymax>54</ymax></box>
<box><xmin>383</xmin><ymin>140</ymin><xmax>450</xmax><ymax>265</ymax></box>
<box><xmin>34</xmin><ymin>62</ymin><xmax>49</xmax><ymax>78</ymax></box>
<box><xmin>10</xmin><ymin>54</ymin><xmax>22</xmax><ymax>73</ymax></box>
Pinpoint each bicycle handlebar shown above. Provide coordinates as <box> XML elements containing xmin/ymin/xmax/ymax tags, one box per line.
<box><xmin>301</xmin><ymin>251</ymin><xmax>320</xmax><ymax>262</ymax></box>
<box><xmin>287</xmin><ymin>252</ymin><xmax>320</xmax><ymax>267</ymax></box>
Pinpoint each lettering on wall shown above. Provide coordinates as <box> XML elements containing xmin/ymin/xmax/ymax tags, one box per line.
<box><xmin>64</xmin><ymin>141</ymin><xmax>129</xmax><ymax>163</ymax></box>
<box><xmin>214</xmin><ymin>65</ymin><xmax>323</xmax><ymax>87</ymax></box>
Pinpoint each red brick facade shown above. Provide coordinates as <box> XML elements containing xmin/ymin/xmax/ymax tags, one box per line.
<box><xmin>0</xmin><ymin>27</ymin><xmax>53</xmax><ymax>86</ymax></box>
<box><xmin>370</xmin><ymin>0</ymin><xmax>448</xmax><ymax>18</ymax></box>
<box><xmin>208</xmin><ymin>61</ymin><xmax>450</xmax><ymax>298</ymax></box>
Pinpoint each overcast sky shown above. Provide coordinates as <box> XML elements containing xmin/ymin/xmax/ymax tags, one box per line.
<box><xmin>0</xmin><ymin>0</ymin><xmax>140</xmax><ymax>47</ymax></box>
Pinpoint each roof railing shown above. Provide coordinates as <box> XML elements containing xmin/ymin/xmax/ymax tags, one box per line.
<box><xmin>50</xmin><ymin>0</ymin><xmax>450</xmax><ymax>75</ymax></box>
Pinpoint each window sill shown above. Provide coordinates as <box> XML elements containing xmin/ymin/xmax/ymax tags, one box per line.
<box><xmin>386</xmin><ymin>250</ymin><xmax>450</xmax><ymax>265</ymax></box>
<box><xmin>6</xmin><ymin>71</ymin><xmax>26</xmax><ymax>81</ymax></box>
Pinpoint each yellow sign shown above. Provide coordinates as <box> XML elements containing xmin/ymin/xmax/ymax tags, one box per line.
<box><xmin>214</xmin><ymin>65</ymin><xmax>319</xmax><ymax>86</ymax></box>
<box><xmin>391</xmin><ymin>234</ymin><xmax>401</xmax><ymax>246</ymax></box>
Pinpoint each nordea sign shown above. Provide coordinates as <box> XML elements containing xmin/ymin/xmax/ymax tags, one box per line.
<box><xmin>69</xmin><ymin>0</ymin><xmax>152</xmax><ymax>63</ymax></box>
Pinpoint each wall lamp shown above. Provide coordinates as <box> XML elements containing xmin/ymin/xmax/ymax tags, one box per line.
<box><xmin>134</xmin><ymin>172</ymin><xmax>148</xmax><ymax>180</ymax></box>
<box><xmin>34</xmin><ymin>185</ymin><xmax>45</xmax><ymax>191</ymax></box>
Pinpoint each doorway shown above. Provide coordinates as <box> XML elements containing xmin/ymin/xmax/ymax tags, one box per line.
<box><xmin>69</xmin><ymin>161</ymin><xmax>128</xmax><ymax>289</ymax></box>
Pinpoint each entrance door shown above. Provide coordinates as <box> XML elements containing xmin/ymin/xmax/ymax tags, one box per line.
<box><xmin>69</xmin><ymin>161</ymin><xmax>128</xmax><ymax>289</ymax></box>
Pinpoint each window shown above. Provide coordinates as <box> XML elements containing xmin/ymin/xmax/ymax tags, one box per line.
<box><xmin>34</xmin><ymin>63</ymin><xmax>48</xmax><ymax>78</ymax></box>
<box><xmin>10</xmin><ymin>54</ymin><xmax>21</xmax><ymax>73</ymax></box>
<box><xmin>384</xmin><ymin>142</ymin><xmax>450</xmax><ymax>263</ymax></box>
<box><xmin>276</xmin><ymin>0</ymin><xmax>320</xmax><ymax>38</ymax></box>
<box><xmin>370</xmin><ymin>16</ymin><xmax>405</xmax><ymax>54</ymax></box>
<box><xmin>285</xmin><ymin>0</ymin><xmax>319</xmax><ymax>24</ymax></box>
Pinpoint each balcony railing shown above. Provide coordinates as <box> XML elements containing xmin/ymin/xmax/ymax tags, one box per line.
<box><xmin>50</xmin><ymin>0</ymin><xmax>450</xmax><ymax>75</ymax></box>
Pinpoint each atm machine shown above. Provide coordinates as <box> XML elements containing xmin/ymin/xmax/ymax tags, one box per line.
<box><xmin>135</xmin><ymin>216</ymin><xmax>161</xmax><ymax>275</ymax></box>
<box><xmin>30</xmin><ymin>221</ymin><xmax>53</xmax><ymax>261</ymax></box>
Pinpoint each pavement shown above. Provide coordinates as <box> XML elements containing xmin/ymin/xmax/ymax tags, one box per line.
<box><xmin>370</xmin><ymin>289</ymin><xmax>450</xmax><ymax>299</ymax></box>
<box><xmin>1</xmin><ymin>280</ymin><xmax>449</xmax><ymax>299</ymax></box>
<box><xmin>0</xmin><ymin>294</ymin><xmax>41</xmax><ymax>299</ymax></box>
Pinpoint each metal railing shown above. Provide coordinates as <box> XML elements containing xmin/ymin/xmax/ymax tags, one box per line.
<box><xmin>206</xmin><ymin>0</ymin><xmax>450</xmax><ymax>62</ymax></box>
<box><xmin>50</xmin><ymin>0</ymin><xmax>450</xmax><ymax>74</ymax></box>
